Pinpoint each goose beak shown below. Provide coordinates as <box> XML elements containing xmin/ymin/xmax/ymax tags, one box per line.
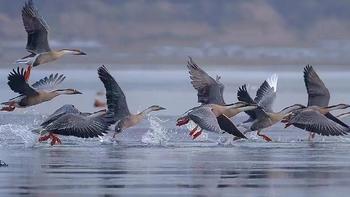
<box><xmin>74</xmin><ymin>90</ymin><xmax>83</xmax><ymax>94</ymax></box>
<box><xmin>76</xmin><ymin>51</ymin><xmax>87</xmax><ymax>55</ymax></box>
<box><xmin>158</xmin><ymin>106</ymin><xmax>166</xmax><ymax>110</ymax></box>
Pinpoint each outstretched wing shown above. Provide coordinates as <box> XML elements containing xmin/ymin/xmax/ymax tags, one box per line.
<box><xmin>187</xmin><ymin>57</ymin><xmax>225</xmax><ymax>105</ymax></box>
<box><xmin>304</xmin><ymin>65</ymin><xmax>330</xmax><ymax>107</ymax></box>
<box><xmin>46</xmin><ymin>112</ymin><xmax>115</xmax><ymax>138</ymax></box>
<box><xmin>31</xmin><ymin>73</ymin><xmax>66</xmax><ymax>91</ymax></box>
<box><xmin>254</xmin><ymin>74</ymin><xmax>278</xmax><ymax>112</ymax></box>
<box><xmin>98</xmin><ymin>65</ymin><xmax>130</xmax><ymax>120</ymax></box>
<box><xmin>22</xmin><ymin>0</ymin><xmax>51</xmax><ymax>53</ymax></box>
<box><xmin>237</xmin><ymin>84</ymin><xmax>257</xmax><ymax>121</ymax></box>
<box><xmin>290</xmin><ymin>109</ymin><xmax>349</xmax><ymax>136</ymax></box>
<box><xmin>7</xmin><ymin>67</ymin><xmax>38</xmax><ymax>96</ymax></box>
<box><xmin>41</xmin><ymin>104</ymin><xmax>81</xmax><ymax>127</ymax></box>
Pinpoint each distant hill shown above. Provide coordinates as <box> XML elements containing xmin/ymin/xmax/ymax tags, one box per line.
<box><xmin>1</xmin><ymin>0</ymin><xmax>350</xmax><ymax>67</ymax></box>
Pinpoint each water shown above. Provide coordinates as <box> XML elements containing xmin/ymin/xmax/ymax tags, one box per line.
<box><xmin>1</xmin><ymin>67</ymin><xmax>350</xmax><ymax>196</ymax></box>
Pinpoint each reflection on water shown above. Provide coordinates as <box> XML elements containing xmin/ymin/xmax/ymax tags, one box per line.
<box><xmin>1</xmin><ymin>68</ymin><xmax>350</xmax><ymax>196</ymax></box>
<box><xmin>3</xmin><ymin>142</ymin><xmax>350</xmax><ymax>196</ymax></box>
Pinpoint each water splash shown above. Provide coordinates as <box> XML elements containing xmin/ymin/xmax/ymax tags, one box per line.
<box><xmin>141</xmin><ymin>115</ymin><xmax>169</xmax><ymax>145</ymax></box>
<box><xmin>0</xmin><ymin>124</ymin><xmax>37</xmax><ymax>147</ymax></box>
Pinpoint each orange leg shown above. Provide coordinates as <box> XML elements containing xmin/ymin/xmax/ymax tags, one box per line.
<box><xmin>38</xmin><ymin>133</ymin><xmax>62</xmax><ymax>146</ymax></box>
<box><xmin>257</xmin><ymin>130</ymin><xmax>272</xmax><ymax>142</ymax></box>
<box><xmin>192</xmin><ymin>129</ymin><xmax>203</xmax><ymax>140</ymax></box>
<box><xmin>50</xmin><ymin>134</ymin><xmax>62</xmax><ymax>146</ymax></box>
<box><xmin>38</xmin><ymin>134</ymin><xmax>51</xmax><ymax>142</ymax></box>
<box><xmin>189</xmin><ymin>125</ymin><xmax>199</xmax><ymax>136</ymax></box>
<box><xmin>0</xmin><ymin>105</ymin><xmax>15</xmax><ymax>112</ymax></box>
<box><xmin>0</xmin><ymin>102</ymin><xmax>15</xmax><ymax>112</ymax></box>
<box><xmin>24</xmin><ymin>64</ymin><xmax>32</xmax><ymax>81</ymax></box>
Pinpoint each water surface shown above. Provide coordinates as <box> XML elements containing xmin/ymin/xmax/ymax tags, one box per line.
<box><xmin>1</xmin><ymin>68</ymin><xmax>350</xmax><ymax>196</ymax></box>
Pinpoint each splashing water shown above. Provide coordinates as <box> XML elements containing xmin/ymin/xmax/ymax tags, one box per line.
<box><xmin>141</xmin><ymin>115</ymin><xmax>169</xmax><ymax>145</ymax></box>
<box><xmin>0</xmin><ymin>124</ymin><xmax>37</xmax><ymax>147</ymax></box>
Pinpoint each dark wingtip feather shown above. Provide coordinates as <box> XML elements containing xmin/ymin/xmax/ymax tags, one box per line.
<box><xmin>8</xmin><ymin>67</ymin><xmax>26</xmax><ymax>86</ymax></box>
<box><xmin>303</xmin><ymin>64</ymin><xmax>314</xmax><ymax>78</ymax></box>
<box><xmin>237</xmin><ymin>84</ymin><xmax>254</xmax><ymax>103</ymax></box>
<box><xmin>97</xmin><ymin>65</ymin><xmax>110</xmax><ymax>79</ymax></box>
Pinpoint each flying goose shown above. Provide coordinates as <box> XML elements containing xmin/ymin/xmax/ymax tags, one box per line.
<box><xmin>1</xmin><ymin>67</ymin><xmax>81</xmax><ymax>111</ymax></box>
<box><xmin>97</xmin><ymin>65</ymin><xmax>166</xmax><ymax>137</ymax></box>
<box><xmin>17</xmin><ymin>0</ymin><xmax>86</xmax><ymax>80</ymax></box>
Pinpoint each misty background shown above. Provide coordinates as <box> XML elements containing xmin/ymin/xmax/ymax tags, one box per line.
<box><xmin>1</xmin><ymin>0</ymin><xmax>350</xmax><ymax>68</ymax></box>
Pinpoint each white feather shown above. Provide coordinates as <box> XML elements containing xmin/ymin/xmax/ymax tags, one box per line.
<box><xmin>266</xmin><ymin>73</ymin><xmax>278</xmax><ymax>92</ymax></box>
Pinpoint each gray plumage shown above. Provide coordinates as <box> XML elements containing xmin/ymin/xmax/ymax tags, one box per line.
<box><xmin>40</xmin><ymin>104</ymin><xmax>80</xmax><ymax>127</ymax></box>
<box><xmin>255</xmin><ymin>76</ymin><xmax>277</xmax><ymax>112</ymax></box>
<box><xmin>32</xmin><ymin>73</ymin><xmax>66</xmax><ymax>91</ymax></box>
<box><xmin>287</xmin><ymin>108</ymin><xmax>349</xmax><ymax>136</ymax></box>
<box><xmin>237</xmin><ymin>74</ymin><xmax>277</xmax><ymax>123</ymax></box>
<box><xmin>249</xmin><ymin>108</ymin><xmax>273</xmax><ymax>131</ymax></box>
<box><xmin>242</xmin><ymin>104</ymin><xmax>306</xmax><ymax>133</ymax></box>
<box><xmin>98</xmin><ymin>65</ymin><xmax>131</xmax><ymax>121</ymax></box>
<box><xmin>22</xmin><ymin>0</ymin><xmax>51</xmax><ymax>54</ymax></box>
<box><xmin>33</xmin><ymin>65</ymin><xmax>119</xmax><ymax>138</ymax></box>
<box><xmin>182</xmin><ymin>105</ymin><xmax>247</xmax><ymax>138</ymax></box>
<box><xmin>43</xmin><ymin>112</ymin><xmax>115</xmax><ymax>138</ymax></box>
<box><xmin>187</xmin><ymin>57</ymin><xmax>225</xmax><ymax>105</ymax></box>
<box><xmin>187</xmin><ymin>106</ymin><xmax>223</xmax><ymax>133</ymax></box>
<box><xmin>291</xmin><ymin>65</ymin><xmax>332</xmax><ymax>133</ymax></box>
<box><xmin>304</xmin><ymin>65</ymin><xmax>330</xmax><ymax>107</ymax></box>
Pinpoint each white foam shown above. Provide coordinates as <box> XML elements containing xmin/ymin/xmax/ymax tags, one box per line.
<box><xmin>0</xmin><ymin>124</ymin><xmax>37</xmax><ymax>147</ymax></box>
<box><xmin>141</xmin><ymin>115</ymin><xmax>170</xmax><ymax>145</ymax></box>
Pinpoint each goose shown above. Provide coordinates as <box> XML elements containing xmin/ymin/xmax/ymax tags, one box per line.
<box><xmin>97</xmin><ymin>65</ymin><xmax>166</xmax><ymax>137</ymax></box>
<box><xmin>17</xmin><ymin>0</ymin><xmax>86</xmax><ymax>80</ymax></box>
<box><xmin>176</xmin><ymin>102</ymin><xmax>257</xmax><ymax>139</ymax></box>
<box><xmin>1</xmin><ymin>67</ymin><xmax>81</xmax><ymax>111</ymax></box>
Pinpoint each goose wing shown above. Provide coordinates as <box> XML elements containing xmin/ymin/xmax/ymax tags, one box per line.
<box><xmin>304</xmin><ymin>65</ymin><xmax>330</xmax><ymax>107</ymax></box>
<box><xmin>98</xmin><ymin>65</ymin><xmax>130</xmax><ymax>120</ymax></box>
<box><xmin>22</xmin><ymin>0</ymin><xmax>51</xmax><ymax>54</ymax></box>
<box><xmin>290</xmin><ymin>109</ymin><xmax>349</xmax><ymax>136</ymax></box>
<box><xmin>254</xmin><ymin>74</ymin><xmax>278</xmax><ymax>112</ymax></box>
<box><xmin>45</xmin><ymin>112</ymin><xmax>115</xmax><ymax>138</ymax></box>
<box><xmin>41</xmin><ymin>104</ymin><xmax>81</xmax><ymax>127</ymax></box>
<box><xmin>188</xmin><ymin>106</ymin><xmax>222</xmax><ymax>133</ymax></box>
<box><xmin>217</xmin><ymin>114</ymin><xmax>247</xmax><ymax>138</ymax></box>
<box><xmin>187</xmin><ymin>57</ymin><xmax>225</xmax><ymax>105</ymax></box>
<box><xmin>7</xmin><ymin>67</ymin><xmax>38</xmax><ymax>96</ymax></box>
<box><xmin>237</xmin><ymin>84</ymin><xmax>256</xmax><ymax>120</ymax></box>
<box><xmin>31</xmin><ymin>73</ymin><xmax>66</xmax><ymax>91</ymax></box>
